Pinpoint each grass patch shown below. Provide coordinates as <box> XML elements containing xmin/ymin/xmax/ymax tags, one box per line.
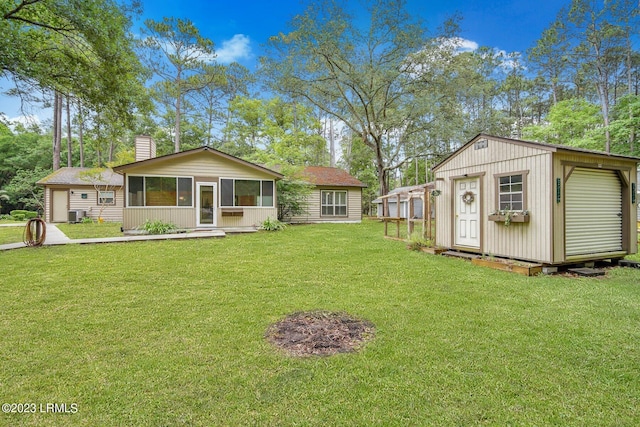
<box><xmin>56</xmin><ymin>222</ymin><xmax>123</xmax><ymax>239</ymax></box>
<box><xmin>1</xmin><ymin>221</ymin><xmax>639</xmax><ymax>426</ymax></box>
<box><xmin>0</xmin><ymin>226</ymin><xmax>24</xmax><ymax>244</ymax></box>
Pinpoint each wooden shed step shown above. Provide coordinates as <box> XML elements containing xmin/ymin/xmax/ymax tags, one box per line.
<box><xmin>442</xmin><ymin>251</ymin><xmax>480</xmax><ymax>260</ymax></box>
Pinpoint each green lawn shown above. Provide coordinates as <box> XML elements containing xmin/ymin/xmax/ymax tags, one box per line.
<box><xmin>0</xmin><ymin>226</ymin><xmax>24</xmax><ymax>245</ymax></box>
<box><xmin>1</xmin><ymin>221</ymin><xmax>639</xmax><ymax>426</ymax></box>
<box><xmin>56</xmin><ymin>222</ymin><xmax>123</xmax><ymax>239</ymax></box>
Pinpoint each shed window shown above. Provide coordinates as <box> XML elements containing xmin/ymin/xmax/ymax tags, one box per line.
<box><xmin>98</xmin><ymin>191</ymin><xmax>115</xmax><ymax>205</ymax></box>
<box><xmin>321</xmin><ymin>190</ymin><xmax>347</xmax><ymax>216</ymax></box>
<box><xmin>498</xmin><ymin>174</ymin><xmax>524</xmax><ymax>210</ymax></box>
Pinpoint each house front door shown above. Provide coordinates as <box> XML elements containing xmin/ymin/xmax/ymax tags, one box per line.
<box><xmin>196</xmin><ymin>182</ymin><xmax>217</xmax><ymax>227</ymax></box>
<box><xmin>454</xmin><ymin>177</ymin><xmax>480</xmax><ymax>249</ymax></box>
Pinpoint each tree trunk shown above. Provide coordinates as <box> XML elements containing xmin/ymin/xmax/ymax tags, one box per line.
<box><xmin>174</xmin><ymin>71</ymin><xmax>182</xmax><ymax>153</ymax></box>
<box><xmin>66</xmin><ymin>97</ymin><xmax>72</xmax><ymax>167</ymax></box>
<box><xmin>52</xmin><ymin>91</ymin><xmax>62</xmax><ymax>170</ymax></box>
<box><xmin>329</xmin><ymin>118</ymin><xmax>335</xmax><ymax>167</ymax></box>
<box><xmin>78</xmin><ymin>102</ymin><xmax>85</xmax><ymax>168</ymax></box>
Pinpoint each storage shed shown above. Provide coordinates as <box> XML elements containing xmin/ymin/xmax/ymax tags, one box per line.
<box><xmin>433</xmin><ymin>134</ymin><xmax>639</xmax><ymax>265</ymax></box>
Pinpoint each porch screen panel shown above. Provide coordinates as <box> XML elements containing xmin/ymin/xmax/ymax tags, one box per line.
<box><xmin>128</xmin><ymin>176</ymin><xmax>144</xmax><ymax>206</ymax></box>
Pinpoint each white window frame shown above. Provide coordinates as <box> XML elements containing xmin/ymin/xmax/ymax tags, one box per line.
<box><xmin>97</xmin><ymin>190</ymin><xmax>115</xmax><ymax>205</ymax></box>
<box><xmin>321</xmin><ymin>190</ymin><xmax>348</xmax><ymax>217</ymax></box>
<box><xmin>495</xmin><ymin>171</ymin><xmax>528</xmax><ymax>211</ymax></box>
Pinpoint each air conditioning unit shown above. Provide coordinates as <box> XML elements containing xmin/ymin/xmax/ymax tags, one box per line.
<box><xmin>68</xmin><ymin>210</ymin><xmax>86</xmax><ymax>223</ymax></box>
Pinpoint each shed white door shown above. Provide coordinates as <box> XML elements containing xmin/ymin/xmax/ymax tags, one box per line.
<box><xmin>196</xmin><ymin>182</ymin><xmax>217</xmax><ymax>227</ymax></box>
<box><xmin>454</xmin><ymin>177</ymin><xmax>480</xmax><ymax>248</ymax></box>
<box><xmin>565</xmin><ymin>168</ymin><xmax>622</xmax><ymax>257</ymax></box>
<box><xmin>52</xmin><ymin>190</ymin><xmax>68</xmax><ymax>223</ymax></box>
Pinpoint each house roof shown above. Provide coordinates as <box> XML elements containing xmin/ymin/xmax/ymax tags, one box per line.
<box><xmin>113</xmin><ymin>146</ymin><xmax>284</xmax><ymax>179</ymax></box>
<box><xmin>299</xmin><ymin>166</ymin><xmax>367</xmax><ymax>187</ymax></box>
<box><xmin>36</xmin><ymin>167</ymin><xmax>123</xmax><ymax>186</ymax></box>
<box><xmin>433</xmin><ymin>133</ymin><xmax>640</xmax><ymax>172</ymax></box>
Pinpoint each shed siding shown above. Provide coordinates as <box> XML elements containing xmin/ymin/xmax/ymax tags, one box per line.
<box><xmin>552</xmin><ymin>153</ymin><xmax>638</xmax><ymax>262</ymax></box>
<box><xmin>436</xmin><ymin>135</ymin><xmax>638</xmax><ymax>264</ymax></box>
<box><xmin>289</xmin><ymin>187</ymin><xmax>362</xmax><ymax>223</ymax></box>
<box><xmin>435</xmin><ymin>137</ymin><xmax>554</xmax><ymax>263</ymax></box>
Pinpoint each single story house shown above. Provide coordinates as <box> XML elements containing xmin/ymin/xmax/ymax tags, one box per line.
<box><xmin>372</xmin><ymin>183</ymin><xmax>434</xmax><ymax>219</ymax></box>
<box><xmin>113</xmin><ymin>136</ymin><xmax>284</xmax><ymax>231</ymax></box>
<box><xmin>37</xmin><ymin>167</ymin><xmax>124</xmax><ymax>223</ymax></box>
<box><xmin>433</xmin><ymin>133</ymin><xmax>639</xmax><ymax>265</ymax></box>
<box><xmin>287</xmin><ymin>166</ymin><xmax>367</xmax><ymax>223</ymax></box>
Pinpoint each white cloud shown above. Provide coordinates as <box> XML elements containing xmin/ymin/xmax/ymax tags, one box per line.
<box><xmin>453</xmin><ymin>37</ymin><xmax>479</xmax><ymax>53</ymax></box>
<box><xmin>215</xmin><ymin>34</ymin><xmax>252</xmax><ymax>64</ymax></box>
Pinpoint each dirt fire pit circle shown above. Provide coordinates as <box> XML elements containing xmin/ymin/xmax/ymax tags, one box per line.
<box><xmin>266</xmin><ymin>311</ymin><xmax>375</xmax><ymax>357</ymax></box>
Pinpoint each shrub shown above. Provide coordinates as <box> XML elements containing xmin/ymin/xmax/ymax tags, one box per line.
<box><xmin>9</xmin><ymin>210</ymin><xmax>37</xmax><ymax>220</ymax></box>
<box><xmin>407</xmin><ymin>232</ymin><xmax>432</xmax><ymax>251</ymax></box>
<box><xmin>81</xmin><ymin>217</ymin><xmax>94</xmax><ymax>224</ymax></box>
<box><xmin>142</xmin><ymin>219</ymin><xmax>177</xmax><ymax>235</ymax></box>
<box><xmin>260</xmin><ymin>216</ymin><xmax>287</xmax><ymax>231</ymax></box>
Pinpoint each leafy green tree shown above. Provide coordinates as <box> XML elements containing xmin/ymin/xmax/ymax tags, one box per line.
<box><xmin>0</xmin><ymin>189</ymin><xmax>9</xmax><ymax>213</ymax></box>
<box><xmin>339</xmin><ymin>132</ymin><xmax>378</xmax><ymax>214</ymax></box>
<box><xmin>531</xmin><ymin>0</ymin><xmax>640</xmax><ymax>152</ymax></box>
<box><xmin>276</xmin><ymin>167</ymin><xmax>314</xmax><ymax>222</ymax></box>
<box><xmin>140</xmin><ymin>17</ymin><xmax>216</xmax><ymax>152</ymax></box>
<box><xmin>522</xmin><ymin>98</ymin><xmax>603</xmax><ymax>149</ymax></box>
<box><xmin>261</xmin><ymin>0</ymin><xmax>460</xmax><ymax>195</ymax></box>
<box><xmin>0</xmin><ymin>131</ymin><xmax>51</xmax><ymax>188</ymax></box>
<box><xmin>1</xmin><ymin>0</ymin><xmax>149</xmax><ymax>129</ymax></box>
<box><xmin>609</xmin><ymin>94</ymin><xmax>640</xmax><ymax>156</ymax></box>
<box><xmin>222</xmin><ymin>97</ymin><xmax>328</xmax><ymax>166</ymax></box>
<box><xmin>3</xmin><ymin>167</ymin><xmax>50</xmax><ymax>212</ymax></box>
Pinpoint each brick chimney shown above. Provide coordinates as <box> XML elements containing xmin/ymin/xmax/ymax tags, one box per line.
<box><xmin>134</xmin><ymin>135</ymin><xmax>156</xmax><ymax>161</ymax></box>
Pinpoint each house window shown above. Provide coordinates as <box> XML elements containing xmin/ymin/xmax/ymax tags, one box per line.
<box><xmin>220</xmin><ymin>179</ymin><xmax>274</xmax><ymax>207</ymax></box>
<box><xmin>497</xmin><ymin>173</ymin><xmax>526</xmax><ymax>211</ymax></box>
<box><xmin>98</xmin><ymin>191</ymin><xmax>115</xmax><ymax>205</ymax></box>
<box><xmin>321</xmin><ymin>190</ymin><xmax>347</xmax><ymax>216</ymax></box>
<box><xmin>127</xmin><ymin>176</ymin><xmax>193</xmax><ymax>207</ymax></box>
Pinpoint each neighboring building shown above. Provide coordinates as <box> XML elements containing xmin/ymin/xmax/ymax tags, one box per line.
<box><xmin>37</xmin><ymin>168</ymin><xmax>124</xmax><ymax>223</ymax></box>
<box><xmin>288</xmin><ymin>166</ymin><xmax>367</xmax><ymax>224</ymax></box>
<box><xmin>113</xmin><ymin>138</ymin><xmax>283</xmax><ymax>231</ymax></box>
<box><xmin>433</xmin><ymin>133</ymin><xmax>639</xmax><ymax>265</ymax></box>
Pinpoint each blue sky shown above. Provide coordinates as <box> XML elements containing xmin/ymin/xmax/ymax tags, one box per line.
<box><xmin>0</xmin><ymin>0</ymin><xmax>567</xmax><ymax>124</ymax></box>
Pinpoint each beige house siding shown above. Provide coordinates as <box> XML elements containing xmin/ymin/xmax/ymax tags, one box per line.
<box><xmin>435</xmin><ymin>134</ymin><xmax>639</xmax><ymax>265</ymax></box>
<box><xmin>289</xmin><ymin>187</ymin><xmax>363</xmax><ymax>223</ymax></box>
<box><xmin>122</xmin><ymin>206</ymin><xmax>278</xmax><ymax>229</ymax></box>
<box><xmin>43</xmin><ymin>185</ymin><xmax>124</xmax><ymax>223</ymax></box>
<box><xmin>119</xmin><ymin>152</ymin><xmax>280</xmax><ymax>230</ymax></box>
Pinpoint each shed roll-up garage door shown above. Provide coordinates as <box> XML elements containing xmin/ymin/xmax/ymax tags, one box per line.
<box><xmin>565</xmin><ymin>168</ymin><xmax>622</xmax><ymax>257</ymax></box>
